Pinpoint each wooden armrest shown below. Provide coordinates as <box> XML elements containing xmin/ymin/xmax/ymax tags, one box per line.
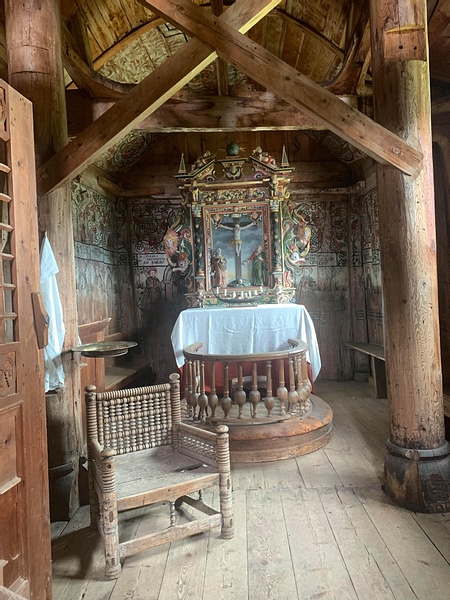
<box><xmin>88</xmin><ymin>438</ymin><xmax>115</xmax><ymax>463</ymax></box>
<box><xmin>177</xmin><ymin>422</ymin><xmax>218</xmax><ymax>442</ymax></box>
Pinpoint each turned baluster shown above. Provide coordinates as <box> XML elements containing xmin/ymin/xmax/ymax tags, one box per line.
<box><xmin>296</xmin><ymin>354</ymin><xmax>306</xmax><ymax>414</ymax></box>
<box><xmin>185</xmin><ymin>359</ymin><xmax>194</xmax><ymax>418</ymax></box>
<box><xmin>264</xmin><ymin>360</ymin><xmax>275</xmax><ymax>416</ymax></box>
<box><xmin>249</xmin><ymin>361</ymin><xmax>260</xmax><ymax>417</ymax></box>
<box><xmin>277</xmin><ymin>358</ymin><xmax>288</xmax><ymax>415</ymax></box>
<box><xmin>190</xmin><ymin>360</ymin><xmax>199</xmax><ymax>420</ymax></box>
<box><xmin>288</xmin><ymin>355</ymin><xmax>299</xmax><ymax>413</ymax></box>
<box><xmin>208</xmin><ymin>362</ymin><xmax>219</xmax><ymax>418</ymax></box>
<box><xmin>197</xmin><ymin>359</ymin><xmax>208</xmax><ymax>423</ymax></box>
<box><xmin>234</xmin><ymin>362</ymin><xmax>247</xmax><ymax>419</ymax></box>
<box><xmin>221</xmin><ymin>362</ymin><xmax>232</xmax><ymax>418</ymax></box>
<box><xmin>301</xmin><ymin>353</ymin><xmax>312</xmax><ymax>413</ymax></box>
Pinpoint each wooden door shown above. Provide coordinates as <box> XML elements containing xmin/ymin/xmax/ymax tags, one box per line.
<box><xmin>0</xmin><ymin>82</ymin><xmax>51</xmax><ymax>597</ymax></box>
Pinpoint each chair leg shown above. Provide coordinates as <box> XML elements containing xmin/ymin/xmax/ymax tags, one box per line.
<box><xmin>101</xmin><ymin>453</ymin><xmax>121</xmax><ymax>579</ymax></box>
<box><xmin>102</xmin><ymin>492</ymin><xmax>121</xmax><ymax>579</ymax></box>
<box><xmin>216</xmin><ymin>426</ymin><xmax>234</xmax><ymax>539</ymax></box>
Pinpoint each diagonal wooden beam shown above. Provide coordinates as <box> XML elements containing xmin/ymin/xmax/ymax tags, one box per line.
<box><xmin>144</xmin><ymin>0</ymin><xmax>423</xmax><ymax>176</ymax></box>
<box><xmin>37</xmin><ymin>0</ymin><xmax>280</xmax><ymax>196</ymax></box>
<box><xmin>62</xmin><ymin>22</ymin><xmax>133</xmax><ymax>99</ymax></box>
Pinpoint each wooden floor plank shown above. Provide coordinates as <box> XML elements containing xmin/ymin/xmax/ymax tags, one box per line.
<box><xmin>335</xmin><ymin>487</ymin><xmax>418</xmax><ymax>600</ymax></box>
<box><xmin>356</xmin><ymin>486</ymin><xmax>450</xmax><ymax>600</ymax></box>
<box><xmin>246</xmin><ymin>488</ymin><xmax>299</xmax><ymax>599</ymax></box>
<box><xmin>319</xmin><ymin>487</ymin><xmax>414</xmax><ymax>600</ymax></box>
<box><xmin>202</xmin><ymin>489</ymin><xmax>248</xmax><ymax>599</ymax></box>
<box><xmin>296</xmin><ymin>447</ymin><xmax>343</xmax><ymax>488</ymax></box>
<box><xmin>51</xmin><ymin>382</ymin><xmax>450</xmax><ymax>600</ymax></box>
<box><xmin>281</xmin><ymin>487</ymin><xmax>358</xmax><ymax>600</ymax></box>
<box><xmin>411</xmin><ymin>512</ymin><xmax>450</xmax><ymax>564</ymax></box>
<box><xmin>109</xmin><ymin>505</ymin><xmax>170</xmax><ymax>600</ymax></box>
<box><xmin>157</xmin><ymin>528</ymin><xmax>209</xmax><ymax>600</ymax></box>
<box><xmin>323</xmin><ymin>425</ymin><xmax>383</xmax><ymax>487</ymax></box>
<box><xmin>231</xmin><ymin>461</ymin><xmax>267</xmax><ymax>491</ymax></box>
<box><xmin>261</xmin><ymin>456</ymin><xmax>304</xmax><ymax>489</ymax></box>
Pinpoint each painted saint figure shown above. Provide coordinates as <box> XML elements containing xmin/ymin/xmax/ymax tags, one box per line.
<box><xmin>211</xmin><ymin>248</ymin><xmax>228</xmax><ymax>288</ymax></box>
<box><xmin>243</xmin><ymin>244</ymin><xmax>269</xmax><ymax>286</ymax></box>
<box><xmin>138</xmin><ymin>267</ymin><xmax>161</xmax><ymax>311</ymax></box>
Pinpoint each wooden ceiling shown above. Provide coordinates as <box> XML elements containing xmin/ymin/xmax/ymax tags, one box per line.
<box><xmin>62</xmin><ymin>0</ymin><xmax>367</xmax><ymax>92</ymax></box>
<box><xmin>35</xmin><ymin>0</ymin><xmax>450</xmax><ymax>191</ymax></box>
<box><xmin>61</xmin><ymin>0</ymin><xmax>450</xmax><ymax>99</ymax></box>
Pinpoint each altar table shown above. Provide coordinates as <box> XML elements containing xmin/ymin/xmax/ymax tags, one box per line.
<box><xmin>171</xmin><ymin>304</ymin><xmax>321</xmax><ymax>381</ymax></box>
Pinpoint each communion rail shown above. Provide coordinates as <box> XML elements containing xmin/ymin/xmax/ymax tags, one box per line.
<box><xmin>182</xmin><ymin>338</ymin><xmax>312</xmax><ymax>425</ymax></box>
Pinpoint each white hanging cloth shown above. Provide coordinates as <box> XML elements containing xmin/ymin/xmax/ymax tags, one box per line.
<box><xmin>40</xmin><ymin>236</ymin><xmax>65</xmax><ymax>392</ymax></box>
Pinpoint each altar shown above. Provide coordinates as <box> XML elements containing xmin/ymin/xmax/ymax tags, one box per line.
<box><xmin>171</xmin><ymin>304</ymin><xmax>321</xmax><ymax>381</ymax></box>
<box><xmin>171</xmin><ymin>303</ymin><xmax>321</xmax><ymax>380</ymax></box>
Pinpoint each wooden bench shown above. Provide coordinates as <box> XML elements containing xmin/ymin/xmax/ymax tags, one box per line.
<box><xmin>344</xmin><ymin>342</ymin><xmax>387</xmax><ymax>399</ymax></box>
<box><xmin>345</xmin><ymin>342</ymin><xmax>450</xmax><ymax>417</ymax></box>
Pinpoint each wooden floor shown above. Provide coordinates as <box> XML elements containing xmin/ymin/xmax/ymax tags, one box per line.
<box><xmin>51</xmin><ymin>381</ymin><xmax>450</xmax><ymax>600</ymax></box>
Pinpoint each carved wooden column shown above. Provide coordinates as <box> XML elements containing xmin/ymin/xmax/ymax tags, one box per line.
<box><xmin>5</xmin><ymin>0</ymin><xmax>83</xmax><ymax>519</ymax></box>
<box><xmin>370</xmin><ymin>0</ymin><xmax>450</xmax><ymax>511</ymax></box>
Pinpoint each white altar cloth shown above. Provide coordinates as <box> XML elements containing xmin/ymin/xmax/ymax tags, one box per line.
<box><xmin>171</xmin><ymin>304</ymin><xmax>321</xmax><ymax>380</ymax></box>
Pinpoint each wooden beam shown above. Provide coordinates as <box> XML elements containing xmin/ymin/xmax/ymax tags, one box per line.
<box><xmin>66</xmin><ymin>90</ymin><xmax>323</xmax><ymax>135</ymax></box>
<box><xmin>62</xmin><ymin>22</ymin><xmax>133</xmax><ymax>99</ymax></box>
<box><xmin>119</xmin><ymin>161</ymin><xmax>353</xmax><ymax>197</ymax></box>
<box><xmin>144</xmin><ymin>0</ymin><xmax>423</xmax><ymax>176</ymax></box>
<box><xmin>211</xmin><ymin>0</ymin><xmax>229</xmax><ymax>95</ymax></box>
<box><xmin>324</xmin><ymin>3</ymin><xmax>371</xmax><ymax>95</ymax></box>
<box><xmin>97</xmin><ymin>175</ymin><xmax>164</xmax><ymax>197</ymax></box>
<box><xmin>92</xmin><ymin>18</ymin><xmax>165</xmax><ymax>71</ymax></box>
<box><xmin>37</xmin><ymin>0</ymin><xmax>280</xmax><ymax>196</ymax></box>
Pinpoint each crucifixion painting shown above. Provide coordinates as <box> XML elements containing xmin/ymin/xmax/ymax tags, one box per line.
<box><xmin>209</xmin><ymin>209</ymin><xmax>267</xmax><ymax>287</ymax></box>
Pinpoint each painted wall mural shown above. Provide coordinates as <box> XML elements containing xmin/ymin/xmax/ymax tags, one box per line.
<box><xmin>72</xmin><ymin>180</ymin><xmax>133</xmax><ymax>337</ymax></box>
<box><xmin>127</xmin><ymin>194</ymin><xmax>382</xmax><ymax>382</ymax></box>
<box><xmin>293</xmin><ymin>199</ymin><xmax>352</xmax><ymax>380</ymax></box>
<box><xmin>129</xmin><ymin>201</ymin><xmax>188</xmax><ymax>381</ymax></box>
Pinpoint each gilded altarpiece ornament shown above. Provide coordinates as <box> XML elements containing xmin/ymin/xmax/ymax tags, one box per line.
<box><xmin>164</xmin><ymin>147</ymin><xmax>311</xmax><ymax>307</ymax></box>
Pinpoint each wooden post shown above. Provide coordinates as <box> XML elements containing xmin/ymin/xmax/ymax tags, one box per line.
<box><xmin>5</xmin><ymin>0</ymin><xmax>83</xmax><ymax>519</ymax></box>
<box><xmin>370</xmin><ymin>0</ymin><xmax>450</xmax><ymax>512</ymax></box>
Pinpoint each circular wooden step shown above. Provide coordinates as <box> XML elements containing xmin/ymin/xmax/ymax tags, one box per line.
<box><xmin>226</xmin><ymin>394</ymin><xmax>333</xmax><ymax>463</ymax></box>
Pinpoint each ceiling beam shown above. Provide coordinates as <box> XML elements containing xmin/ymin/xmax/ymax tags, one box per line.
<box><xmin>145</xmin><ymin>0</ymin><xmax>423</xmax><ymax>176</ymax></box>
<box><xmin>66</xmin><ymin>90</ymin><xmax>323</xmax><ymax>135</ymax></box>
<box><xmin>62</xmin><ymin>22</ymin><xmax>133</xmax><ymax>99</ymax></box>
<box><xmin>211</xmin><ymin>0</ymin><xmax>229</xmax><ymax>95</ymax></box>
<box><xmin>323</xmin><ymin>3</ymin><xmax>371</xmax><ymax>95</ymax></box>
<box><xmin>37</xmin><ymin>0</ymin><xmax>280</xmax><ymax>196</ymax></box>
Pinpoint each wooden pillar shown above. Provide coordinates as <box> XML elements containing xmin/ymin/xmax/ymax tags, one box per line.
<box><xmin>5</xmin><ymin>0</ymin><xmax>83</xmax><ymax>519</ymax></box>
<box><xmin>370</xmin><ymin>0</ymin><xmax>450</xmax><ymax>512</ymax></box>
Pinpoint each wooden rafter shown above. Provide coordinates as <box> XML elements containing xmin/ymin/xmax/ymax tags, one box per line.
<box><xmin>211</xmin><ymin>0</ymin><xmax>229</xmax><ymax>95</ymax></box>
<box><xmin>66</xmin><ymin>90</ymin><xmax>322</xmax><ymax>135</ymax></box>
<box><xmin>63</xmin><ymin>22</ymin><xmax>133</xmax><ymax>99</ymax></box>
<box><xmin>323</xmin><ymin>2</ymin><xmax>372</xmax><ymax>95</ymax></box>
<box><xmin>275</xmin><ymin>8</ymin><xmax>344</xmax><ymax>60</ymax></box>
<box><xmin>37</xmin><ymin>0</ymin><xmax>280</xmax><ymax>196</ymax></box>
<box><xmin>144</xmin><ymin>0</ymin><xmax>422</xmax><ymax>176</ymax></box>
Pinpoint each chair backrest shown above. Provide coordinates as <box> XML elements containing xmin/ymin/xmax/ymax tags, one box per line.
<box><xmin>85</xmin><ymin>374</ymin><xmax>181</xmax><ymax>455</ymax></box>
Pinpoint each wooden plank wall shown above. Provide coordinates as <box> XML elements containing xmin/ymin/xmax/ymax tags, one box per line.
<box><xmin>67</xmin><ymin>131</ymin><xmax>385</xmax><ymax>383</ymax></box>
<box><xmin>71</xmin><ymin>177</ymin><xmax>136</xmax><ymax>340</ymax></box>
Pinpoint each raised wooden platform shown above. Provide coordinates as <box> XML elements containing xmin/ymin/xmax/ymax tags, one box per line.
<box><xmin>211</xmin><ymin>394</ymin><xmax>333</xmax><ymax>463</ymax></box>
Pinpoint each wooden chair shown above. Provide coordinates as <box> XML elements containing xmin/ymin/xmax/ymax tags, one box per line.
<box><xmin>85</xmin><ymin>373</ymin><xmax>234</xmax><ymax>579</ymax></box>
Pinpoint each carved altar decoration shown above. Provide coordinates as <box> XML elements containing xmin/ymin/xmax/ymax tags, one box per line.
<box><xmin>164</xmin><ymin>145</ymin><xmax>311</xmax><ymax>307</ymax></box>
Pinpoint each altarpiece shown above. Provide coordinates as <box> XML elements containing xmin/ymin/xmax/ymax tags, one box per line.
<box><xmin>164</xmin><ymin>146</ymin><xmax>311</xmax><ymax>307</ymax></box>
